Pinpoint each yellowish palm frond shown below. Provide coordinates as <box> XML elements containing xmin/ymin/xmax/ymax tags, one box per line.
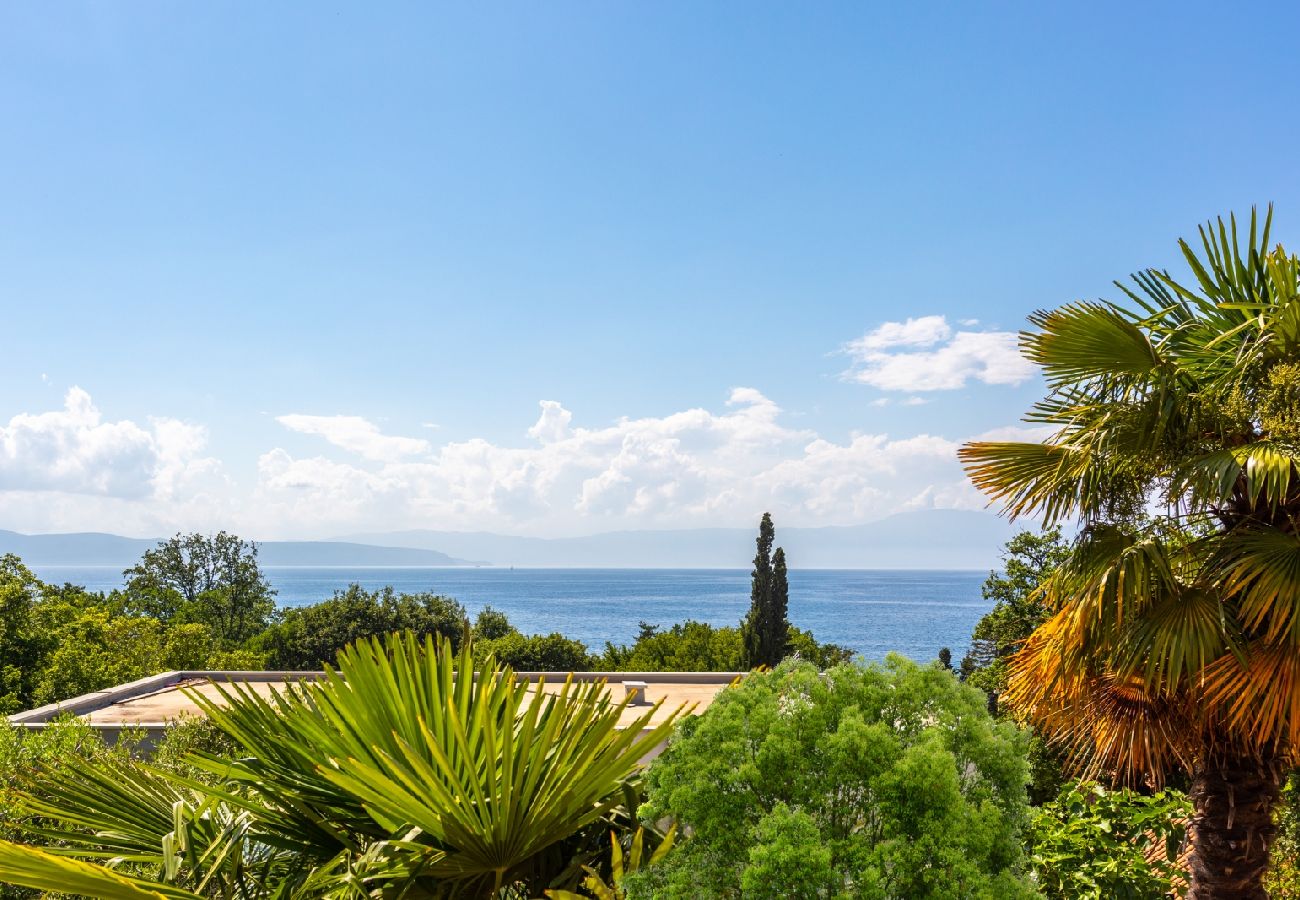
<box><xmin>1004</xmin><ymin>617</ymin><xmax>1194</xmax><ymax>783</ymax></box>
<box><xmin>1202</xmin><ymin>640</ymin><xmax>1300</xmax><ymax>756</ymax></box>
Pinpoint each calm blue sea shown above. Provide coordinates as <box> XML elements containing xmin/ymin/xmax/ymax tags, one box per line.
<box><xmin>30</xmin><ymin>567</ymin><xmax>989</xmax><ymax>662</ymax></box>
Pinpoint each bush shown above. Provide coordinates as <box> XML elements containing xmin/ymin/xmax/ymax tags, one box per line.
<box><xmin>597</xmin><ymin>620</ymin><xmax>849</xmax><ymax>673</ymax></box>
<box><xmin>475</xmin><ymin>631</ymin><xmax>593</xmax><ymax>671</ymax></box>
<box><xmin>253</xmin><ymin>584</ymin><xmax>467</xmax><ymax>669</ymax></box>
<box><xmin>630</xmin><ymin>658</ymin><xmax>1034</xmax><ymax>898</ymax></box>
<box><xmin>1028</xmin><ymin>782</ymin><xmax>1189</xmax><ymax>899</ymax></box>
<box><xmin>1267</xmin><ymin>771</ymin><xmax>1300</xmax><ymax>898</ymax></box>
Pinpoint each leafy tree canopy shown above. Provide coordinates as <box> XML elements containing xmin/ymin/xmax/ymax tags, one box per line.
<box><xmin>632</xmin><ymin>658</ymin><xmax>1034</xmax><ymax>899</ymax></box>
<box><xmin>121</xmin><ymin>532</ymin><xmax>275</xmax><ymax>647</ymax></box>
<box><xmin>253</xmin><ymin>583</ymin><xmax>467</xmax><ymax>670</ymax></box>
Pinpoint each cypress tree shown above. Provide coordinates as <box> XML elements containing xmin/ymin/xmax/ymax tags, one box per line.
<box><xmin>741</xmin><ymin>512</ymin><xmax>791</xmax><ymax>668</ymax></box>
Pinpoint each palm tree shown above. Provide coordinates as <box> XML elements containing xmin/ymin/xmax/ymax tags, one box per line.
<box><xmin>960</xmin><ymin>207</ymin><xmax>1300</xmax><ymax>899</ymax></box>
<box><xmin>0</xmin><ymin>632</ymin><xmax>682</xmax><ymax>898</ymax></box>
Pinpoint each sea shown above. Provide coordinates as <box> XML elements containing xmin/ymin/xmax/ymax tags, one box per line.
<box><xmin>29</xmin><ymin>567</ymin><xmax>990</xmax><ymax>662</ymax></box>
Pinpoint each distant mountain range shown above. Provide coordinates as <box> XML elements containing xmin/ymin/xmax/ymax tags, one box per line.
<box><xmin>341</xmin><ymin>509</ymin><xmax>1016</xmax><ymax>569</ymax></box>
<box><xmin>0</xmin><ymin>510</ymin><xmax>1017</xmax><ymax>570</ymax></box>
<box><xmin>0</xmin><ymin>530</ymin><xmax>477</xmax><ymax>567</ymax></box>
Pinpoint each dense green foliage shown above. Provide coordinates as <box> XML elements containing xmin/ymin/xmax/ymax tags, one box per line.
<box><xmin>740</xmin><ymin>513</ymin><xmax>790</xmax><ymax>669</ymax></box>
<box><xmin>0</xmin><ymin>716</ymin><xmax>242</xmax><ymax>900</ymax></box>
<box><xmin>0</xmin><ymin>554</ymin><xmax>243</xmax><ymax>713</ymax></box>
<box><xmin>602</xmin><ymin>619</ymin><xmax>849</xmax><ymax>672</ymax></box>
<box><xmin>1267</xmin><ymin>773</ymin><xmax>1300</xmax><ymax>899</ymax></box>
<box><xmin>253</xmin><ymin>583</ymin><xmax>469</xmax><ymax>669</ymax></box>
<box><xmin>631</xmin><ymin>658</ymin><xmax>1034</xmax><ymax>898</ymax></box>
<box><xmin>1028</xmin><ymin>783</ymin><xmax>1190</xmax><ymax>899</ymax></box>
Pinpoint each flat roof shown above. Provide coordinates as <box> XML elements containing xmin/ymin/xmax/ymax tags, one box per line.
<box><xmin>10</xmin><ymin>670</ymin><xmax>742</xmax><ymax>737</ymax></box>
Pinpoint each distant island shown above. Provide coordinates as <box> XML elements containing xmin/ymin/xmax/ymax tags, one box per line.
<box><xmin>0</xmin><ymin>531</ymin><xmax>480</xmax><ymax>568</ymax></box>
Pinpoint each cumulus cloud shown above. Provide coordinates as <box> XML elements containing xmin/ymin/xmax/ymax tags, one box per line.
<box><xmin>0</xmin><ymin>387</ymin><xmax>211</xmax><ymax>499</ymax></box>
<box><xmin>276</xmin><ymin>414</ymin><xmax>431</xmax><ymax>462</ymax></box>
<box><xmin>0</xmin><ymin>388</ymin><xmax>228</xmax><ymax>534</ymax></box>
<box><xmin>843</xmin><ymin>316</ymin><xmax>1035</xmax><ymax>391</ymax></box>
<box><xmin>251</xmin><ymin>388</ymin><xmax>998</xmax><ymax>536</ymax></box>
<box><xmin>0</xmin><ymin>385</ymin><xmax>1036</xmax><ymax>538</ymax></box>
<box><xmin>527</xmin><ymin>401</ymin><xmax>573</xmax><ymax>444</ymax></box>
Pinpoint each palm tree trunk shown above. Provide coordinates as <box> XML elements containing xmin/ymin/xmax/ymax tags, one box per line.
<box><xmin>1186</xmin><ymin>757</ymin><xmax>1281</xmax><ymax>899</ymax></box>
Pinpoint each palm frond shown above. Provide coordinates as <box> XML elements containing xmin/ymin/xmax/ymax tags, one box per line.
<box><xmin>1208</xmin><ymin>526</ymin><xmax>1300</xmax><ymax>645</ymax></box>
<box><xmin>1203</xmin><ymin>639</ymin><xmax>1300</xmax><ymax>753</ymax></box>
<box><xmin>0</xmin><ymin>841</ymin><xmax>202</xmax><ymax>900</ymax></box>
<box><xmin>1023</xmin><ymin>302</ymin><xmax>1165</xmax><ymax>388</ymax></box>
<box><xmin>959</xmin><ymin>441</ymin><xmax>1110</xmax><ymax>523</ymax></box>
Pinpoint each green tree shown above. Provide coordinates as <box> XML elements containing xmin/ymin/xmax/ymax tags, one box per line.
<box><xmin>604</xmin><ymin>620</ymin><xmax>743</xmax><ymax>671</ymax></box>
<box><xmin>960</xmin><ymin>528</ymin><xmax>1072</xmax><ymax>804</ymax></box>
<box><xmin>253</xmin><ymin>584</ymin><xmax>467</xmax><ymax>669</ymax></box>
<box><xmin>599</xmin><ymin>620</ymin><xmax>848</xmax><ymax>673</ymax></box>
<box><xmin>121</xmin><ymin>532</ymin><xmax>275</xmax><ymax>647</ymax></box>
<box><xmin>0</xmin><ymin>558</ymin><xmax>109</xmax><ymax>713</ymax></box>
<box><xmin>472</xmin><ymin>604</ymin><xmax>512</xmax><ymax>639</ymax></box>
<box><xmin>740</xmin><ymin>513</ymin><xmax>790</xmax><ymax>669</ymax></box>
<box><xmin>632</xmin><ymin>658</ymin><xmax>1034</xmax><ymax>898</ymax></box>
<box><xmin>32</xmin><ymin>611</ymin><xmax>213</xmax><ymax>705</ymax></box>
<box><xmin>960</xmin><ymin>207</ymin><xmax>1300</xmax><ymax>897</ymax></box>
<box><xmin>0</xmin><ymin>557</ymin><xmax>53</xmax><ymax>715</ymax></box>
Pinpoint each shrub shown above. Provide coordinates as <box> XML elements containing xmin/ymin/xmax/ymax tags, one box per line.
<box><xmin>1028</xmin><ymin>782</ymin><xmax>1189</xmax><ymax>899</ymax></box>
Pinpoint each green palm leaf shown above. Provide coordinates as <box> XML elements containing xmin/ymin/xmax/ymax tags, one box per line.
<box><xmin>1209</xmin><ymin>527</ymin><xmax>1300</xmax><ymax>645</ymax></box>
<box><xmin>0</xmin><ymin>840</ymin><xmax>202</xmax><ymax>900</ymax></box>
<box><xmin>1023</xmin><ymin>301</ymin><xmax>1165</xmax><ymax>387</ymax></box>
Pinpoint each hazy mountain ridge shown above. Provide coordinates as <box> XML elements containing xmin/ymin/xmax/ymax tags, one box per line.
<box><xmin>0</xmin><ymin>531</ymin><xmax>477</xmax><ymax>567</ymax></box>
<box><xmin>0</xmin><ymin>511</ymin><xmax>1016</xmax><ymax>569</ymax></box>
<box><xmin>341</xmin><ymin>509</ymin><xmax>1016</xmax><ymax>569</ymax></box>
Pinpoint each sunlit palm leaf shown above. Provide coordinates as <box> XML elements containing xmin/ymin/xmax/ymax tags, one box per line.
<box><xmin>0</xmin><ymin>840</ymin><xmax>201</xmax><ymax>900</ymax></box>
<box><xmin>1023</xmin><ymin>302</ymin><xmax>1165</xmax><ymax>387</ymax></box>
<box><xmin>1203</xmin><ymin>640</ymin><xmax>1300</xmax><ymax>751</ymax></box>
<box><xmin>1209</xmin><ymin>527</ymin><xmax>1300</xmax><ymax>644</ymax></box>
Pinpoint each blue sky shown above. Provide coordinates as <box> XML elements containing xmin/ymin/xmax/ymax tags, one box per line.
<box><xmin>2</xmin><ymin>2</ymin><xmax>1299</xmax><ymax>538</ymax></box>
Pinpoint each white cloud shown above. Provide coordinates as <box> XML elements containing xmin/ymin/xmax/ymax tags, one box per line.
<box><xmin>0</xmin><ymin>387</ymin><xmax>211</xmax><ymax>499</ymax></box>
<box><xmin>843</xmin><ymin>316</ymin><xmax>1035</xmax><ymax>391</ymax></box>
<box><xmin>0</xmin><ymin>388</ymin><xmax>228</xmax><ymax>535</ymax></box>
<box><xmin>0</xmin><ymin>386</ymin><xmax>1039</xmax><ymax>539</ymax></box>
<box><xmin>276</xmin><ymin>414</ymin><xmax>431</xmax><ymax>463</ymax></box>
<box><xmin>850</xmin><ymin>315</ymin><xmax>952</xmax><ymax>351</ymax></box>
<box><xmin>527</xmin><ymin>401</ymin><xmax>573</xmax><ymax>444</ymax></box>
<box><xmin>251</xmin><ymin>389</ymin><xmax>1006</xmax><ymax>537</ymax></box>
